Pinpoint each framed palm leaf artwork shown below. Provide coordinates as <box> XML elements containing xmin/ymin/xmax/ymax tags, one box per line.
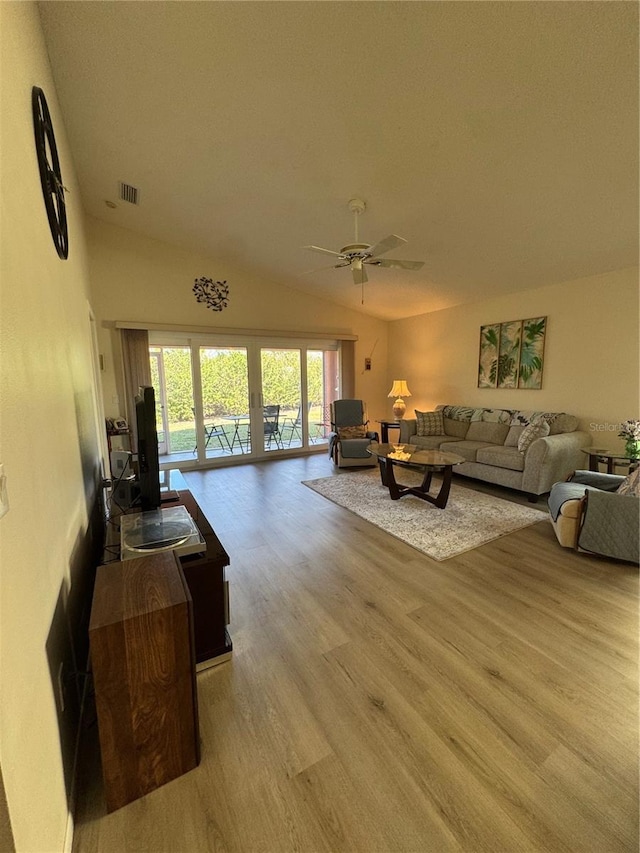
<box><xmin>478</xmin><ymin>323</ymin><xmax>500</xmax><ymax>388</ymax></box>
<box><xmin>518</xmin><ymin>316</ymin><xmax>546</xmax><ymax>388</ymax></box>
<box><xmin>497</xmin><ymin>321</ymin><xmax>522</xmax><ymax>388</ymax></box>
<box><xmin>478</xmin><ymin>316</ymin><xmax>546</xmax><ymax>389</ymax></box>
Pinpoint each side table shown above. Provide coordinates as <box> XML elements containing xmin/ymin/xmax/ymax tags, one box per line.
<box><xmin>377</xmin><ymin>420</ymin><xmax>400</xmax><ymax>443</ymax></box>
<box><xmin>583</xmin><ymin>448</ymin><xmax>639</xmax><ymax>474</ymax></box>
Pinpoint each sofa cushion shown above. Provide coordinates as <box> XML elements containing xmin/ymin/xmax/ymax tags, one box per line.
<box><xmin>440</xmin><ymin>405</ymin><xmax>482</xmax><ymax>422</ymax></box>
<box><xmin>439</xmin><ymin>440</ymin><xmax>494</xmax><ymax>462</ymax></box>
<box><xmin>511</xmin><ymin>410</ymin><xmax>556</xmax><ymax>427</ymax></box>
<box><xmin>510</xmin><ymin>410</ymin><xmax>577</xmax><ymax>435</ymax></box>
<box><xmin>415</xmin><ymin>409</ymin><xmax>444</xmax><ymax>436</ymax></box>
<box><xmin>466</xmin><ymin>421</ymin><xmax>510</xmax><ymax>445</ymax></box>
<box><xmin>480</xmin><ymin>408</ymin><xmax>513</xmax><ymax>424</ymax></box>
<box><xmin>476</xmin><ymin>445</ymin><xmax>525</xmax><ymax>472</ymax></box>
<box><xmin>443</xmin><ymin>417</ymin><xmax>470</xmax><ymax>438</ymax></box>
<box><xmin>518</xmin><ymin>418</ymin><xmax>550</xmax><ymax>453</ymax></box>
<box><xmin>505</xmin><ymin>425</ymin><xmax>525</xmax><ymax>447</ymax></box>
<box><xmin>408</xmin><ymin>434</ymin><xmax>447</xmax><ymax>450</ymax></box>
<box><xmin>549</xmin><ymin>413</ymin><xmax>579</xmax><ymax>434</ymax></box>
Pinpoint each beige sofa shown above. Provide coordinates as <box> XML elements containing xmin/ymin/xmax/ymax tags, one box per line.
<box><xmin>398</xmin><ymin>405</ymin><xmax>590</xmax><ymax>499</ymax></box>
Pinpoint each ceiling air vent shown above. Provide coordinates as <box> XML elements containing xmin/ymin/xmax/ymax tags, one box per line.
<box><xmin>119</xmin><ymin>181</ymin><xmax>140</xmax><ymax>205</ymax></box>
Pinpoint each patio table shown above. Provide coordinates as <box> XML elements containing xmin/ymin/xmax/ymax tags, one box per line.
<box><xmin>223</xmin><ymin>414</ymin><xmax>250</xmax><ymax>452</ymax></box>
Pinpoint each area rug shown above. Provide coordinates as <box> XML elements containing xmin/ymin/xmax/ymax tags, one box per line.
<box><xmin>302</xmin><ymin>468</ymin><xmax>548</xmax><ymax>561</ymax></box>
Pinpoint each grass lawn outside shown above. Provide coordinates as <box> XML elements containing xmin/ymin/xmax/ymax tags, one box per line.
<box><xmin>163</xmin><ymin>408</ymin><xmax>328</xmax><ymax>453</ymax></box>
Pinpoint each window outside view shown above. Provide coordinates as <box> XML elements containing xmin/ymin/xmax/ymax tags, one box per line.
<box><xmin>150</xmin><ymin>343</ymin><xmax>338</xmax><ymax>465</ymax></box>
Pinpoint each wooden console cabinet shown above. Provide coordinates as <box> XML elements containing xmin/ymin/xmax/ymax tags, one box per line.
<box><xmin>175</xmin><ymin>487</ymin><xmax>232</xmax><ymax>669</ymax></box>
<box><xmin>101</xmin><ymin>470</ymin><xmax>232</xmax><ymax>669</ymax></box>
<box><xmin>89</xmin><ymin>551</ymin><xmax>200</xmax><ymax>812</ymax></box>
<box><xmin>91</xmin><ymin>473</ymin><xmax>231</xmax><ymax>809</ymax></box>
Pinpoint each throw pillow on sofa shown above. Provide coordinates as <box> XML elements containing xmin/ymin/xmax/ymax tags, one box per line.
<box><xmin>617</xmin><ymin>467</ymin><xmax>640</xmax><ymax>496</ymax></box>
<box><xmin>415</xmin><ymin>410</ymin><xmax>444</xmax><ymax>436</ymax></box>
<box><xmin>517</xmin><ymin>417</ymin><xmax>550</xmax><ymax>453</ymax></box>
<box><xmin>338</xmin><ymin>425</ymin><xmax>367</xmax><ymax>439</ymax></box>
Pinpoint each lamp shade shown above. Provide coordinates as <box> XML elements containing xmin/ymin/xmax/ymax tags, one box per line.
<box><xmin>388</xmin><ymin>380</ymin><xmax>411</xmax><ymax>398</ymax></box>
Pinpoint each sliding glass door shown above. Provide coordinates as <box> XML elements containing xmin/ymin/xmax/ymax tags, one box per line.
<box><xmin>197</xmin><ymin>345</ymin><xmax>250</xmax><ymax>458</ymax></box>
<box><xmin>149</xmin><ymin>333</ymin><xmax>340</xmax><ymax>468</ymax></box>
<box><xmin>259</xmin><ymin>348</ymin><xmax>300</xmax><ymax>452</ymax></box>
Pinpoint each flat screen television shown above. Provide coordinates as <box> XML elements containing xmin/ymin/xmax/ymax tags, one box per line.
<box><xmin>135</xmin><ymin>385</ymin><xmax>161</xmax><ymax>511</ymax></box>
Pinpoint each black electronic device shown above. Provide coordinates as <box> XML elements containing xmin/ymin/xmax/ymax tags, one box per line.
<box><xmin>135</xmin><ymin>386</ymin><xmax>161</xmax><ymax>511</ymax></box>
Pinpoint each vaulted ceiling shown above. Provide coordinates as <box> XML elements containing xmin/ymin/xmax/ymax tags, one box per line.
<box><xmin>39</xmin><ymin>1</ymin><xmax>638</xmax><ymax>321</ymax></box>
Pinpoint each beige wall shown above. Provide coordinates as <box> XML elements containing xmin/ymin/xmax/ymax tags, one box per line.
<box><xmin>85</xmin><ymin>217</ymin><xmax>389</xmax><ymax>428</ymax></box>
<box><xmin>0</xmin><ymin>4</ymin><xmax>103</xmax><ymax>851</ymax></box>
<box><xmin>388</xmin><ymin>267</ymin><xmax>639</xmax><ymax>451</ymax></box>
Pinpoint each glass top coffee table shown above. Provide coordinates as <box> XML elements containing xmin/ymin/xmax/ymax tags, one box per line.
<box><xmin>367</xmin><ymin>443</ymin><xmax>465</xmax><ymax>509</ymax></box>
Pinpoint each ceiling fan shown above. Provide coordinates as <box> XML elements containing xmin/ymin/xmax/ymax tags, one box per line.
<box><xmin>303</xmin><ymin>198</ymin><xmax>425</xmax><ymax>287</ymax></box>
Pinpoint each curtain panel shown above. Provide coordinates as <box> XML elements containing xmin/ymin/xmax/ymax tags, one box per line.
<box><xmin>121</xmin><ymin>328</ymin><xmax>151</xmax><ymax>449</ymax></box>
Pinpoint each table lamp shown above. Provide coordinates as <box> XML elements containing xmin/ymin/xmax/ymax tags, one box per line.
<box><xmin>388</xmin><ymin>380</ymin><xmax>412</xmax><ymax>419</ymax></box>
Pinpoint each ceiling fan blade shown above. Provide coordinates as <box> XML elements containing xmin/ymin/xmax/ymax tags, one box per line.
<box><xmin>367</xmin><ymin>234</ymin><xmax>407</xmax><ymax>259</ymax></box>
<box><xmin>303</xmin><ymin>245</ymin><xmax>345</xmax><ymax>258</ymax></box>
<box><xmin>303</xmin><ymin>263</ymin><xmax>338</xmax><ymax>275</ymax></box>
<box><xmin>303</xmin><ymin>260</ymin><xmax>351</xmax><ymax>275</ymax></box>
<box><xmin>351</xmin><ymin>260</ymin><xmax>368</xmax><ymax>285</ymax></box>
<box><xmin>373</xmin><ymin>258</ymin><xmax>425</xmax><ymax>270</ymax></box>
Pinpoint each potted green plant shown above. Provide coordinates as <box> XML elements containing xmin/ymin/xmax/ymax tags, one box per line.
<box><xmin>618</xmin><ymin>419</ymin><xmax>640</xmax><ymax>458</ymax></box>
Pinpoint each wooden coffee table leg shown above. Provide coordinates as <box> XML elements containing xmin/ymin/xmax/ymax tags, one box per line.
<box><xmin>420</xmin><ymin>470</ymin><xmax>433</xmax><ymax>493</ymax></box>
<box><xmin>385</xmin><ymin>459</ymin><xmax>403</xmax><ymax>500</ymax></box>
<box><xmin>409</xmin><ymin>464</ymin><xmax>454</xmax><ymax>508</ymax></box>
<box><xmin>431</xmin><ymin>465</ymin><xmax>453</xmax><ymax>508</ymax></box>
<box><xmin>380</xmin><ymin>460</ymin><xmax>456</xmax><ymax>508</ymax></box>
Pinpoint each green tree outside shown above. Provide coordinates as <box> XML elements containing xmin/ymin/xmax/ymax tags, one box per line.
<box><xmin>152</xmin><ymin>346</ymin><xmax>325</xmax><ymax>424</ymax></box>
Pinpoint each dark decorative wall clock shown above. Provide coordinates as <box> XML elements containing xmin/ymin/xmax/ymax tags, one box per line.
<box><xmin>32</xmin><ymin>86</ymin><xmax>68</xmax><ymax>259</ymax></box>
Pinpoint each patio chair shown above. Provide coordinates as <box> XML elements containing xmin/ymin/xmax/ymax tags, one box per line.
<box><xmin>329</xmin><ymin>399</ymin><xmax>378</xmax><ymax>468</ymax></box>
<box><xmin>192</xmin><ymin>408</ymin><xmax>232</xmax><ymax>453</ymax></box>
<box><xmin>281</xmin><ymin>402</ymin><xmax>312</xmax><ymax>447</ymax></box>
<box><xmin>263</xmin><ymin>405</ymin><xmax>283</xmax><ymax>449</ymax></box>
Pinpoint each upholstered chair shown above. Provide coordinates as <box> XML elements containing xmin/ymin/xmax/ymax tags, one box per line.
<box><xmin>329</xmin><ymin>400</ymin><xmax>378</xmax><ymax>468</ymax></box>
<box><xmin>548</xmin><ymin>469</ymin><xmax>639</xmax><ymax>563</ymax></box>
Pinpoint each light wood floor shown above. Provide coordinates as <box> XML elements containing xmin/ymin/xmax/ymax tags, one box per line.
<box><xmin>73</xmin><ymin>456</ymin><xmax>639</xmax><ymax>852</ymax></box>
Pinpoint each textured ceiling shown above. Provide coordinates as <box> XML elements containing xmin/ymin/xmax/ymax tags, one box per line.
<box><xmin>39</xmin><ymin>1</ymin><xmax>638</xmax><ymax>321</ymax></box>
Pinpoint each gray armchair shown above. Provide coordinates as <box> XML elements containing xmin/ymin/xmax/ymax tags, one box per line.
<box><xmin>329</xmin><ymin>399</ymin><xmax>378</xmax><ymax>468</ymax></box>
<box><xmin>548</xmin><ymin>470</ymin><xmax>639</xmax><ymax>563</ymax></box>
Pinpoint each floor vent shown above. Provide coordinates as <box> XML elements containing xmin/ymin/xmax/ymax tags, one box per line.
<box><xmin>119</xmin><ymin>182</ymin><xmax>140</xmax><ymax>205</ymax></box>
